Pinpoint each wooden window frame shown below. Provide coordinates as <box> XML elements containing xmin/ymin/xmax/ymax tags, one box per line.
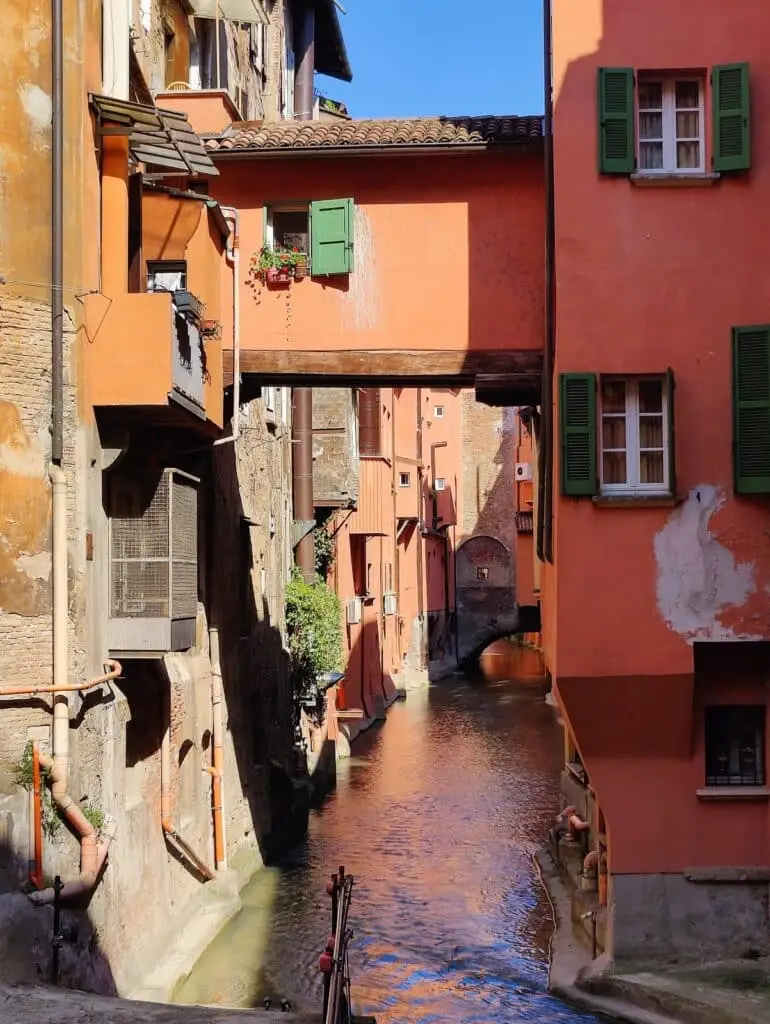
<box><xmin>599</xmin><ymin>375</ymin><xmax>671</xmax><ymax>496</ymax></box>
<box><xmin>637</xmin><ymin>75</ymin><xmax>705</xmax><ymax>174</ymax></box>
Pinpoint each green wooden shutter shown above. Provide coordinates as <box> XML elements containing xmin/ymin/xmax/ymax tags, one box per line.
<box><xmin>733</xmin><ymin>326</ymin><xmax>770</xmax><ymax>494</ymax></box>
<box><xmin>597</xmin><ymin>67</ymin><xmax>635</xmax><ymax>174</ymax></box>
<box><xmin>712</xmin><ymin>63</ymin><xmax>751</xmax><ymax>172</ymax></box>
<box><xmin>559</xmin><ymin>373</ymin><xmax>597</xmax><ymax>496</ymax></box>
<box><xmin>666</xmin><ymin>368</ymin><xmax>676</xmax><ymax>497</ymax></box>
<box><xmin>310</xmin><ymin>198</ymin><xmax>354</xmax><ymax>276</ymax></box>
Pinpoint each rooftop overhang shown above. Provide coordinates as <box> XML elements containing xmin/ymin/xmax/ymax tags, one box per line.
<box><xmin>224</xmin><ymin>349</ymin><xmax>542</xmax><ymax>404</ymax></box>
<box><xmin>90</xmin><ymin>94</ymin><xmax>219</xmax><ymax>176</ymax></box>
<box><xmin>311</xmin><ymin>0</ymin><xmax>352</xmax><ymax>83</ymax></box>
<box><xmin>186</xmin><ymin>0</ymin><xmax>269</xmax><ymax>23</ymax></box>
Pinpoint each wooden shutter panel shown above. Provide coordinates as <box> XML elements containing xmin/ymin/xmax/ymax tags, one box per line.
<box><xmin>310</xmin><ymin>198</ymin><xmax>354</xmax><ymax>276</ymax></box>
<box><xmin>666</xmin><ymin>368</ymin><xmax>676</xmax><ymax>497</ymax></box>
<box><xmin>712</xmin><ymin>63</ymin><xmax>751</xmax><ymax>172</ymax></box>
<box><xmin>597</xmin><ymin>67</ymin><xmax>635</xmax><ymax>174</ymax></box>
<box><xmin>733</xmin><ymin>326</ymin><xmax>770</xmax><ymax>494</ymax></box>
<box><xmin>559</xmin><ymin>373</ymin><xmax>597</xmax><ymax>496</ymax></box>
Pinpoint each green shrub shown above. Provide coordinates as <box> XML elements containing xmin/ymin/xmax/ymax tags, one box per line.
<box><xmin>285</xmin><ymin>568</ymin><xmax>343</xmax><ymax>724</ymax></box>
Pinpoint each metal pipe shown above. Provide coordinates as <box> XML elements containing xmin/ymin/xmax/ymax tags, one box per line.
<box><xmin>29</xmin><ymin>743</ymin><xmax>43</xmax><ymax>890</ymax></box>
<box><xmin>415</xmin><ymin>390</ymin><xmax>425</xmax><ymax>667</ymax></box>
<box><xmin>208</xmin><ymin>627</ymin><xmax>227</xmax><ymax>871</ymax></box>
<box><xmin>49</xmin><ymin>466</ymin><xmax>69</xmax><ymax>787</ymax></box>
<box><xmin>51</xmin><ymin>0</ymin><xmax>63</xmax><ymax>465</ymax></box>
<box><xmin>292</xmin><ymin>388</ymin><xmax>315</xmax><ymax>580</ymax></box>
<box><xmin>294</xmin><ymin>0</ymin><xmax>315</xmax><ymax>121</ymax></box>
<box><xmin>215</xmin><ymin>207</ymin><xmax>241</xmax><ymax>448</ymax></box>
<box><xmin>0</xmin><ymin>660</ymin><xmax>121</xmax><ymax>697</ymax></box>
<box><xmin>541</xmin><ymin>0</ymin><xmax>556</xmax><ymax>563</ymax></box>
<box><xmin>291</xmin><ymin>0</ymin><xmax>316</xmax><ymax>579</ymax></box>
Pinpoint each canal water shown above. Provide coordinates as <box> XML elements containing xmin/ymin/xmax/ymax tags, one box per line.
<box><xmin>175</xmin><ymin>643</ymin><xmax>603</xmax><ymax>1023</ymax></box>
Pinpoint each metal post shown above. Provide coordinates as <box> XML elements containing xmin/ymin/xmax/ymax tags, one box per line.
<box><xmin>51</xmin><ymin>0</ymin><xmax>64</xmax><ymax>464</ymax></box>
<box><xmin>51</xmin><ymin>875</ymin><xmax>63</xmax><ymax>984</ymax></box>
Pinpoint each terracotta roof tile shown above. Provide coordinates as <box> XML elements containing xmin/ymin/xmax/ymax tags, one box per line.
<box><xmin>205</xmin><ymin>115</ymin><xmax>543</xmax><ymax>155</ymax></box>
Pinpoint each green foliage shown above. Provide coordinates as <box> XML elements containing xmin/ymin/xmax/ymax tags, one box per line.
<box><xmin>82</xmin><ymin>804</ymin><xmax>105</xmax><ymax>834</ymax></box>
<box><xmin>314</xmin><ymin>525</ymin><xmax>336</xmax><ymax>579</ymax></box>
<box><xmin>12</xmin><ymin>742</ymin><xmax>60</xmax><ymax>839</ymax></box>
<box><xmin>285</xmin><ymin>568</ymin><xmax>343</xmax><ymax>725</ymax></box>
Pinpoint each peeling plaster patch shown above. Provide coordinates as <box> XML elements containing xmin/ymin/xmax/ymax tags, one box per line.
<box><xmin>654</xmin><ymin>485</ymin><xmax>757</xmax><ymax>641</ymax></box>
<box><xmin>18</xmin><ymin>83</ymin><xmax>52</xmax><ymax>142</ymax></box>
<box><xmin>343</xmin><ymin>208</ymin><xmax>382</xmax><ymax>332</ymax></box>
<box><xmin>15</xmin><ymin>552</ymin><xmax>51</xmax><ymax>581</ymax></box>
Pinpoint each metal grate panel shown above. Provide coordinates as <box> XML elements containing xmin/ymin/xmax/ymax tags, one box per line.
<box><xmin>109</xmin><ymin>470</ymin><xmax>198</xmax><ymax>622</ymax></box>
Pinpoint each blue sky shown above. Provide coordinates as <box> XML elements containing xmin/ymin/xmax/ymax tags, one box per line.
<box><xmin>316</xmin><ymin>1</ymin><xmax>544</xmax><ymax>119</ymax></box>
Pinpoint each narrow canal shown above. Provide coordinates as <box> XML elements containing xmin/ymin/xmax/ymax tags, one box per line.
<box><xmin>175</xmin><ymin>644</ymin><xmax>603</xmax><ymax>1023</ymax></box>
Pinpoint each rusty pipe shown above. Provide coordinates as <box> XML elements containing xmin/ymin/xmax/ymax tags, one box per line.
<box><xmin>208</xmin><ymin>627</ymin><xmax>226</xmax><ymax>871</ymax></box>
<box><xmin>0</xmin><ymin>660</ymin><xmax>121</xmax><ymax>697</ymax></box>
<box><xmin>28</xmin><ymin>752</ymin><xmax>116</xmax><ymax>905</ymax></box>
<box><xmin>28</xmin><ymin>743</ymin><xmax>43</xmax><ymax>891</ymax></box>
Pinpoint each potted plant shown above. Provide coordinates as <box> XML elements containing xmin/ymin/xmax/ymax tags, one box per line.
<box><xmin>251</xmin><ymin>245</ymin><xmax>308</xmax><ymax>285</ymax></box>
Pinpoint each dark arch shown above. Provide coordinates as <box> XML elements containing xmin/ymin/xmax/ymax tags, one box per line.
<box><xmin>455</xmin><ymin>534</ymin><xmax>518</xmax><ymax>665</ymax></box>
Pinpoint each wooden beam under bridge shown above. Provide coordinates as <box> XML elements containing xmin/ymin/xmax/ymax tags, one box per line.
<box><xmin>223</xmin><ymin>348</ymin><xmax>542</xmax><ymax>400</ymax></box>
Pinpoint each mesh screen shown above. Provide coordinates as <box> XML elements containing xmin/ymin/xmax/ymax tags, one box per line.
<box><xmin>109</xmin><ymin>471</ymin><xmax>198</xmax><ymax>620</ymax></box>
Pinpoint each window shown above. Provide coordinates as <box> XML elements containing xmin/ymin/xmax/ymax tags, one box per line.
<box><xmin>600</xmin><ymin>377</ymin><xmax>670</xmax><ymax>494</ymax></box>
<box><xmin>265</xmin><ymin>200</ymin><xmax>355</xmax><ymax>276</ymax></box>
<box><xmin>705</xmin><ymin>706</ymin><xmax>765</xmax><ymax>787</ymax></box>
<box><xmin>559</xmin><ymin>372</ymin><xmax>676</xmax><ymax>498</ymax></box>
<box><xmin>638</xmin><ymin>77</ymin><xmax>704</xmax><ymax>173</ymax></box>
<box><xmin>434</xmin><ymin>477</ymin><xmax>446</xmax><ymax>492</ymax></box>
<box><xmin>597</xmin><ymin>64</ymin><xmax>751</xmax><ymax>176</ymax></box>
<box><xmin>434</xmin><ymin>405</ymin><xmax>445</xmax><ymax>419</ymax></box>
<box><xmin>399</xmin><ymin>472</ymin><xmax>410</xmax><ymax>488</ymax></box>
<box><xmin>147</xmin><ymin>260</ymin><xmax>186</xmax><ymax>293</ymax></box>
<box><xmin>263</xmin><ymin>386</ymin><xmax>276</xmax><ymax>414</ymax></box>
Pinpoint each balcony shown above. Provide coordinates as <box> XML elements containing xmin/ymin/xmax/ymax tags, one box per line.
<box><xmin>85</xmin><ymin>291</ymin><xmax>223</xmax><ymax>428</ymax></box>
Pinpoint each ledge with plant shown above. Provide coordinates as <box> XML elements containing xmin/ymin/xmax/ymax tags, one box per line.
<box><xmin>250</xmin><ymin>245</ymin><xmax>308</xmax><ymax>286</ymax></box>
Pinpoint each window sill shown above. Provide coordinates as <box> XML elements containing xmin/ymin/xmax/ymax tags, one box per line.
<box><xmin>592</xmin><ymin>494</ymin><xmax>680</xmax><ymax>508</ymax></box>
<box><xmin>696</xmin><ymin>787</ymin><xmax>770</xmax><ymax>802</ymax></box>
<box><xmin>631</xmin><ymin>172</ymin><xmax>720</xmax><ymax>188</ymax></box>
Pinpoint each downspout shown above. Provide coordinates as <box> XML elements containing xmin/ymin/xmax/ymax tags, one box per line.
<box><xmin>540</xmin><ymin>0</ymin><xmax>556</xmax><ymax>564</ymax></box>
<box><xmin>415</xmin><ymin>389</ymin><xmax>425</xmax><ymax>667</ymax></box>
<box><xmin>291</xmin><ymin>0</ymin><xmax>316</xmax><ymax>580</ymax></box>
<box><xmin>215</xmin><ymin>207</ymin><xmax>240</xmax><ymax>448</ymax></box>
<box><xmin>25</xmin><ymin>663</ymin><xmax>122</xmax><ymax>905</ymax></box>
<box><xmin>206</xmin><ymin>627</ymin><xmax>227</xmax><ymax>871</ymax></box>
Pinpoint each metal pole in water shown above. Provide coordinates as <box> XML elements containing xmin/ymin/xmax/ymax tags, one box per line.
<box><xmin>51</xmin><ymin>875</ymin><xmax>63</xmax><ymax>984</ymax></box>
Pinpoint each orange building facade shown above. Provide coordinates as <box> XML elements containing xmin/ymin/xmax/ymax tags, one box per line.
<box><xmin>541</xmin><ymin>0</ymin><xmax>770</xmax><ymax>962</ymax></box>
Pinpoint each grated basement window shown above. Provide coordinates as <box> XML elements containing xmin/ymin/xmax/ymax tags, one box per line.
<box><xmin>704</xmin><ymin>705</ymin><xmax>766</xmax><ymax>787</ymax></box>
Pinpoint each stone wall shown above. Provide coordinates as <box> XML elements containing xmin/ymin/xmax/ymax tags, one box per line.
<box><xmin>312</xmin><ymin>388</ymin><xmax>358</xmax><ymax>508</ymax></box>
<box><xmin>460</xmin><ymin>394</ymin><xmax>516</xmax><ymax>556</ymax></box>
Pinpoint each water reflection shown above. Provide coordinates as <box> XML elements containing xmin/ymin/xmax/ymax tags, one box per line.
<box><xmin>176</xmin><ymin>648</ymin><xmax>602</xmax><ymax>1023</ymax></box>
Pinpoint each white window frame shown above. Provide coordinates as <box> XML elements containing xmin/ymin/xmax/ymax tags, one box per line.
<box><xmin>399</xmin><ymin>472</ymin><xmax>410</xmax><ymax>488</ymax></box>
<box><xmin>265</xmin><ymin>204</ymin><xmax>310</xmax><ymax>252</ymax></box>
<box><xmin>434</xmin><ymin>477</ymin><xmax>446</xmax><ymax>492</ymax></box>
<box><xmin>433</xmin><ymin>405</ymin><xmax>445</xmax><ymax>419</ymax></box>
<box><xmin>637</xmin><ymin>76</ymin><xmax>705</xmax><ymax>174</ymax></box>
<box><xmin>599</xmin><ymin>376</ymin><xmax>670</xmax><ymax>496</ymax></box>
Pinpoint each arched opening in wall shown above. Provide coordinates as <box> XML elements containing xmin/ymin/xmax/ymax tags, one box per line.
<box><xmin>476</xmin><ymin>636</ymin><xmax>545</xmax><ymax>684</ymax></box>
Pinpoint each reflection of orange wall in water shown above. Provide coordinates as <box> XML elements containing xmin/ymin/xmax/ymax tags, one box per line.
<box><xmin>478</xmin><ymin>640</ymin><xmax>544</xmax><ymax>683</ymax></box>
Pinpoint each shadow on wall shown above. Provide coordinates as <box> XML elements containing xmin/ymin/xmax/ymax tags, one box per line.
<box><xmin>340</xmin><ymin>618</ymin><xmax>397</xmax><ymax>725</ymax></box>
<box><xmin>0</xmin><ymin>828</ymin><xmax>117</xmax><ymax>993</ymax></box>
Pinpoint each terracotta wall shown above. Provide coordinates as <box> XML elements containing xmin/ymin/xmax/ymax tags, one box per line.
<box><xmin>213</xmin><ymin>151</ymin><xmax>544</xmax><ymax>358</ymax></box>
<box><xmin>551</xmin><ymin>0</ymin><xmax>770</xmax><ymax>680</ymax></box>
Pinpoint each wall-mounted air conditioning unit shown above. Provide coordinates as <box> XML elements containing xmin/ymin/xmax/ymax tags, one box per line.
<box><xmin>108</xmin><ymin>468</ymin><xmax>199</xmax><ymax>656</ymax></box>
<box><xmin>515</xmin><ymin>462</ymin><xmax>533</xmax><ymax>482</ymax></box>
<box><xmin>383</xmin><ymin>592</ymin><xmax>397</xmax><ymax>616</ymax></box>
<box><xmin>346</xmin><ymin>597</ymin><xmax>362</xmax><ymax>625</ymax></box>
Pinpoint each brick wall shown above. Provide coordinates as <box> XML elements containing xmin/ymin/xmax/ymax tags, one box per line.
<box><xmin>460</xmin><ymin>392</ymin><xmax>517</xmax><ymax>557</ymax></box>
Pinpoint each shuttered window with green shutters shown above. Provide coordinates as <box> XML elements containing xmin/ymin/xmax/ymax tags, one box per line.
<box><xmin>310</xmin><ymin>198</ymin><xmax>355</xmax><ymax>276</ymax></box>
<box><xmin>712</xmin><ymin>63</ymin><xmax>751</xmax><ymax>173</ymax></box>
<box><xmin>560</xmin><ymin>373</ymin><xmax>597</xmax><ymax>496</ymax></box>
<box><xmin>733</xmin><ymin>326</ymin><xmax>770</xmax><ymax>494</ymax></box>
<box><xmin>597</xmin><ymin>67</ymin><xmax>635</xmax><ymax>174</ymax></box>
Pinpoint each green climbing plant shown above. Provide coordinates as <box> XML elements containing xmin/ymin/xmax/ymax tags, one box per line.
<box><xmin>12</xmin><ymin>742</ymin><xmax>60</xmax><ymax>839</ymax></box>
<box><xmin>285</xmin><ymin>568</ymin><xmax>343</xmax><ymax>727</ymax></box>
<box><xmin>314</xmin><ymin>524</ymin><xmax>336</xmax><ymax>579</ymax></box>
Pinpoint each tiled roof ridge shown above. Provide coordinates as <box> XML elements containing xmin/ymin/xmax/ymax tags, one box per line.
<box><xmin>204</xmin><ymin>113</ymin><xmax>544</xmax><ymax>154</ymax></box>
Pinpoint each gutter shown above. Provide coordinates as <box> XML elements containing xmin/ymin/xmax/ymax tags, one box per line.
<box><xmin>538</xmin><ymin>0</ymin><xmax>556</xmax><ymax>564</ymax></box>
<box><xmin>208</xmin><ymin>139</ymin><xmax>545</xmax><ymax>163</ymax></box>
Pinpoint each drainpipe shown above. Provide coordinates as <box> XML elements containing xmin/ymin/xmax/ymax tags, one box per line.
<box><xmin>160</xmin><ymin>678</ymin><xmax>215</xmax><ymax>881</ymax></box>
<box><xmin>291</xmin><ymin>0</ymin><xmax>316</xmax><ymax>580</ymax></box>
<box><xmin>415</xmin><ymin>390</ymin><xmax>425</xmax><ymax>666</ymax></box>
<box><xmin>540</xmin><ymin>0</ymin><xmax>556</xmax><ymax>564</ymax></box>
<box><xmin>206</xmin><ymin>627</ymin><xmax>227</xmax><ymax>871</ymax></box>
<box><xmin>29</xmin><ymin>753</ymin><xmax>116</xmax><ymax>905</ymax></box>
<box><xmin>23</xmin><ymin>662</ymin><xmax>121</xmax><ymax>905</ymax></box>
<box><xmin>215</xmin><ymin>207</ymin><xmax>240</xmax><ymax>448</ymax></box>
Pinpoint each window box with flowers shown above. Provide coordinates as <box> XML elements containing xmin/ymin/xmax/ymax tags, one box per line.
<box><xmin>250</xmin><ymin>245</ymin><xmax>308</xmax><ymax>286</ymax></box>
